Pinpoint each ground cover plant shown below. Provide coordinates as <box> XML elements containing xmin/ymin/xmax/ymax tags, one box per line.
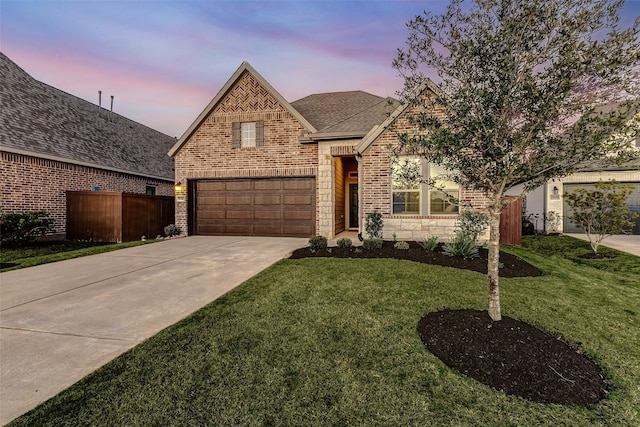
<box><xmin>9</xmin><ymin>236</ymin><xmax>640</xmax><ymax>426</ymax></box>
<box><xmin>0</xmin><ymin>239</ymin><xmax>157</xmax><ymax>272</ymax></box>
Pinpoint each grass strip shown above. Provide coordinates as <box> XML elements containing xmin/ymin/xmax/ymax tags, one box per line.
<box><xmin>1</xmin><ymin>240</ymin><xmax>158</xmax><ymax>272</ymax></box>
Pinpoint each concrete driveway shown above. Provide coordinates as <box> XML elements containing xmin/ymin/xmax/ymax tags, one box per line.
<box><xmin>566</xmin><ymin>234</ymin><xmax>640</xmax><ymax>256</ymax></box>
<box><xmin>0</xmin><ymin>236</ymin><xmax>306</xmax><ymax>425</ymax></box>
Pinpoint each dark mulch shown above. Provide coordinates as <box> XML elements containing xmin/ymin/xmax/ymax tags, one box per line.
<box><xmin>418</xmin><ymin>309</ymin><xmax>608</xmax><ymax>406</ymax></box>
<box><xmin>0</xmin><ymin>262</ymin><xmax>18</xmax><ymax>269</ymax></box>
<box><xmin>289</xmin><ymin>241</ymin><xmax>542</xmax><ymax>278</ymax></box>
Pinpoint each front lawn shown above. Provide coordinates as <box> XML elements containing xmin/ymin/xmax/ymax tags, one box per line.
<box><xmin>9</xmin><ymin>236</ymin><xmax>640</xmax><ymax>426</ymax></box>
<box><xmin>0</xmin><ymin>240</ymin><xmax>158</xmax><ymax>272</ymax></box>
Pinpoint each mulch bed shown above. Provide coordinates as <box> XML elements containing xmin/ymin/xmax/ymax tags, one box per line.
<box><xmin>418</xmin><ymin>309</ymin><xmax>608</xmax><ymax>406</ymax></box>
<box><xmin>289</xmin><ymin>240</ymin><xmax>542</xmax><ymax>278</ymax></box>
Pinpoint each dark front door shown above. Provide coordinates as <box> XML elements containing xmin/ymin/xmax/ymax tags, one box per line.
<box><xmin>349</xmin><ymin>183</ymin><xmax>358</xmax><ymax>229</ymax></box>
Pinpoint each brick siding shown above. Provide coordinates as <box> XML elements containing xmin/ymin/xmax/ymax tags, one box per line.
<box><xmin>1</xmin><ymin>151</ymin><xmax>173</xmax><ymax>237</ymax></box>
<box><xmin>174</xmin><ymin>71</ymin><xmax>318</xmax><ymax>234</ymax></box>
<box><xmin>360</xmin><ymin>92</ymin><xmax>491</xmax><ymax>241</ymax></box>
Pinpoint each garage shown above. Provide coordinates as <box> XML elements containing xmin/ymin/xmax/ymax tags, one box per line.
<box><xmin>563</xmin><ymin>182</ymin><xmax>640</xmax><ymax>235</ymax></box>
<box><xmin>190</xmin><ymin>177</ymin><xmax>316</xmax><ymax>237</ymax></box>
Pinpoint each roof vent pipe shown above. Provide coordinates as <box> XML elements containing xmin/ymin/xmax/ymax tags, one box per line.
<box><xmin>98</xmin><ymin>90</ymin><xmax>102</xmax><ymax>117</ymax></box>
<box><xmin>109</xmin><ymin>95</ymin><xmax>114</xmax><ymax>122</ymax></box>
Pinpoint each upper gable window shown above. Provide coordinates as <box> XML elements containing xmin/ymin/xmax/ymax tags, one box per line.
<box><xmin>232</xmin><ymin>121</ymin><xmax>264</xmax><ymax>148</ymax></box>
<box><xmin>241</xmin><ymin>122</ymin><xmax>256</xmax><ymax>147</ymax></box>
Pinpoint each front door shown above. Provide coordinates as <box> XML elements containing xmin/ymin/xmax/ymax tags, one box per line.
<box><xmin>349</xmin><ymin>183</ymin><xmax>358</xmax><ymax>229</ymax></box>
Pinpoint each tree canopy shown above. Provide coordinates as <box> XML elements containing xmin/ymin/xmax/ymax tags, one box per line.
<box><xmin>393</xmin><ymin>0</ymin><xmax>640</xmax><ymax>320</ymax></box>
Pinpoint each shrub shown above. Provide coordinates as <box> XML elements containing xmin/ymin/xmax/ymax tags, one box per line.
<box><xmin>363</xmin><ymin>237</ymin><xmax>383</xmax><ymax>250</ymax></box>
<box><xmin>443</xmin><ymin>233</ymin><xmax>479</xmax><ymax>259</ymax></box>
<box><xmin>0</xmin><ymin>210</ymin><xmax>55</xmax><ymax>247</ymax></box>
<box><xmin>564</xmin><ymin>180</ymin><xmax>638</xmax><ymax>254</ymax></box>
<box><xmin>336</xmin><ymin>237</ymin><xmax>352</xmax><ymax>248</ymax></box>
<box><xmin>164</xmin><ymin>224</ymin><xmax>180</xmax><ymax>237</ymax></box>
<box><xmin>457</xmin><ymin>210</ymin><xmax>489</xmax><ymax>244</ymax></box>
<box><xmin>365</xmin><ymin>212</ymin><xmax>383</xmax><ymax>239</ymax></box>
<box><xmin>308</xmin><ymin>235</ymin><xmax>328</xmax><ymax>252</ymax></box>
<box><xmin>417</xmin><ymin>236</ymin><xmax>439</xmax><ymax>251</ymax></box>
<box><xmin>394</xmin><ymin>241</ymin><xmax>410</xmax><ymax>250</ymax></box>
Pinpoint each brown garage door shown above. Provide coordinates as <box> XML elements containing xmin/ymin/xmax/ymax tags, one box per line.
<box><xmin>193</xmin><ymin>177</ymin><xmax>316</xmax><ymax>237</ymax></box>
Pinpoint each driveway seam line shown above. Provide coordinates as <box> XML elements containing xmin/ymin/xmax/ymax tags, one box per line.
<box><xmin>0</xmin><ymin>257</ymin><xmax>178</xmax><ymax>312</ymax></box>
<box><xmin>1</xmin><ymin>238</ymin><xmax>254</xmax><ymax>312</ymax></box>
<box><xmin>0</xmin><ymin>326</ymin><xmax>138</xmax><ymax>342</ymax></box>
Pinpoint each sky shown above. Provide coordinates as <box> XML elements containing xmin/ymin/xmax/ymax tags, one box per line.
<box><xmin>1</xmin><ymin>1</ymin><xmax>639</xmax><ymax>138</ymax></box>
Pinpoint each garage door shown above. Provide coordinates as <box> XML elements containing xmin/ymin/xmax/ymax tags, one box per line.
<box><xmin>193</xmin><ymin>177</ymin><xmax>316</xmax><ymax>237</ymax></box>
<box><xmin>563</xmin><ymin>182</ymin><xmax>640</xmax><ymax>235</ymax></box>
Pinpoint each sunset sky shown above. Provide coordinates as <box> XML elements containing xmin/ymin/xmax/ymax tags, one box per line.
<box><xmin>2</xmin><ymin>0</ymin><xmax>639</xmax><ymax>137</ymax></box>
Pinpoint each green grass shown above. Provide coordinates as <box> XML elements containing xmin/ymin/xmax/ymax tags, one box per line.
<box><xmin>9</xmin><ymin>236</ymin><xmax>640</xmax><ymax>426</ymax></box>
<box><xmin>0</xmin><ymin>240</ymin><xmax>158</xmax><ymax>272</ymax></box>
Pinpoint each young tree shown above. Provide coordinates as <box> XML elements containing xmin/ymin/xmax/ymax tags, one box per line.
<box><xmin>393</xmin><ymin>0</ymin><xmax>639</xmax><ymax>320</ymax></box>
<box><xmin>565</xmin><ymin>180</ymin><xmax>638</xmax><ymax>254</ymax></box>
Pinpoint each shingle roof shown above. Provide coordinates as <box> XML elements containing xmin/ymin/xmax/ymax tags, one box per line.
<box><xmin>0</xmin><ymin>52</ymin><xmax>175</xmax><ymax>181</ymax></box>
<box><xmin>291</xmin><ymin>90</ymin><xmax>400</xmax><ymax>136</ymax></box>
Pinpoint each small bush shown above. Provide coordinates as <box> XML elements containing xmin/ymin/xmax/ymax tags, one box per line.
<box><xmin>164</xmin><ymin>224</ymin><xmax>180</xmax><ymax>237</ymax></box>
<box><xmin>363</xmin><ymin>237</ymin><xmax>383</xmax><ymax>250</ymax></box>
<box><xmin>417</xmin><ymin>236</ymin><xmax>439</xmax><ymax>251</ymax></box>
<box><xmin>336</xmin><ymin>238</ymin><xmax>352</xmax><ymax>248</ymax></box>
<box><xmin>0</xmin><ymin>210</ymin><xmax>55</xmax><ymax>247</ymax></box>
<box><xmin>457</xmin><ymin>210</ymin><xmax>489</xmax><ymax>243</ymax></box>
<box><xmin>443</xmin><ymin>233</ymin><xmax>479</xmax><ymax>259</ymax></box>
<box><xmin>394</xmin><ymin>241</ymin><xmax>410</xmax><ymax>250</ymax></box>
<box><xmin>365</xmin><ymin>212</ymin><xmax>384</xmax><ymax>239</ymax></box>
<box><xmin>308</xmin><ymin>235</ymin><xmax>328</xmax><ymax>252</ymax></box>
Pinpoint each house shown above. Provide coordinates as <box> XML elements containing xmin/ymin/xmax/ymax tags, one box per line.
<box><xmin>169</xmin><ymin>62</ymin><xmax>493</xmax><ymax>240</ymax></box>
<box><xmin>0</xmin><ymin>52</ymin><xmax>176</xmax><ymax>239</ymax></box>
<box><xmin>519</xmin><ymin>110</ymin><xmax>640</xmax><ymax>235</ymax></box>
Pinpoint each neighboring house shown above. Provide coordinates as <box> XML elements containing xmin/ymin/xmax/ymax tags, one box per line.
<box><xmin>169</xmin><ymin>62</ymin><xmax>493</xmax><ymax>240</ymax></box>
<box><xmin>520</xmin><ymin>111</ymin><xmax>640</xmax><ymax>235</ymax></box>
<box><xmin>0</xmin><ymin>52</ymin><xmax>176</xmax><ymax>238</ymax></box>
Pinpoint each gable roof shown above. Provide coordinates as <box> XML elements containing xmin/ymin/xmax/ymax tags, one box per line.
<box><xmin>292</xmin><ymin>91</ymin><xmax>400</xmax><ymax>140</ymax></box>
<box><xmin>355</xmin><ymin>78</ymin><xmax>445</xmax><ymax>155</ymax></box>
<box><xmin>0</xmin><ymin>52</ymin><xmax>175</xmax><ymax>181</ymax></box>
<box><xmin>168</xmin><ymin>61</ymin><xmax>316</xmax><ymax>157</ymax></box>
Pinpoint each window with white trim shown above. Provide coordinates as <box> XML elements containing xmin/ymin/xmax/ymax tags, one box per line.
<box><xmin>391</xmin><ymin>157</ymin><xmax>459</xmax><ymax>215</ymax></box>
<box><xmin>232</xmin><ymin>121</ymin><xmax>264</xmax><ymax>148</ymax></box>
<box><xmin>392</xmin><ymin>157</ymin><xmax>422</xmax><ymax>214</ymax></box>
<box><xmin>241</xmin><ymin>122</ymin><xmax>256</xmax><ymax>147</ymax></box>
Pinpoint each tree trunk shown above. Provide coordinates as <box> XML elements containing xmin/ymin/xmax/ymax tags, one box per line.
<box><xmin>487</xmin><ymin>206</ymin><xmax>502</xmax><ymax>321</ymax></box>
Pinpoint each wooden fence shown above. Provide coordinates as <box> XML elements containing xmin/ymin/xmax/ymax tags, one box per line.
<box><xmin>66</xmin><ymin>191</ymin><xmax>175</xmax><ymax>242</ymax></box>
<box><xmin>500</xmin><ymin>197</ymin><xmax>522</xmax><ymax>246</ymax></box>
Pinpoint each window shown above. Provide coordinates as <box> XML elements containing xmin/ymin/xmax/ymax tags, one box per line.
<box><xmin>428</xmin><ymin>164</ymin><xmax>459</xmax><ymax>214</ymax></box>
<box><xmin>392</xmin><ymin>157</ymin><xmax>422</xmax><ymax>214</ymax></box>
<box><xmin>241</xmin><ymin>122</ymin><xmax>256</xmax><ymax>147</ymax></box>
<box><xmin>232</xmin><ymin>121</ymin><xmax>264</xmax><ymax>148</ymax></box>
<box><xmin>145</xmin><ymin>185</ymin><xmax>156</xmax><ymax>195</ymax></box>
<box><xmin>391</xmin><ymin>157</ymin><xmax>459</xmax><ymax>215</ymax></box>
